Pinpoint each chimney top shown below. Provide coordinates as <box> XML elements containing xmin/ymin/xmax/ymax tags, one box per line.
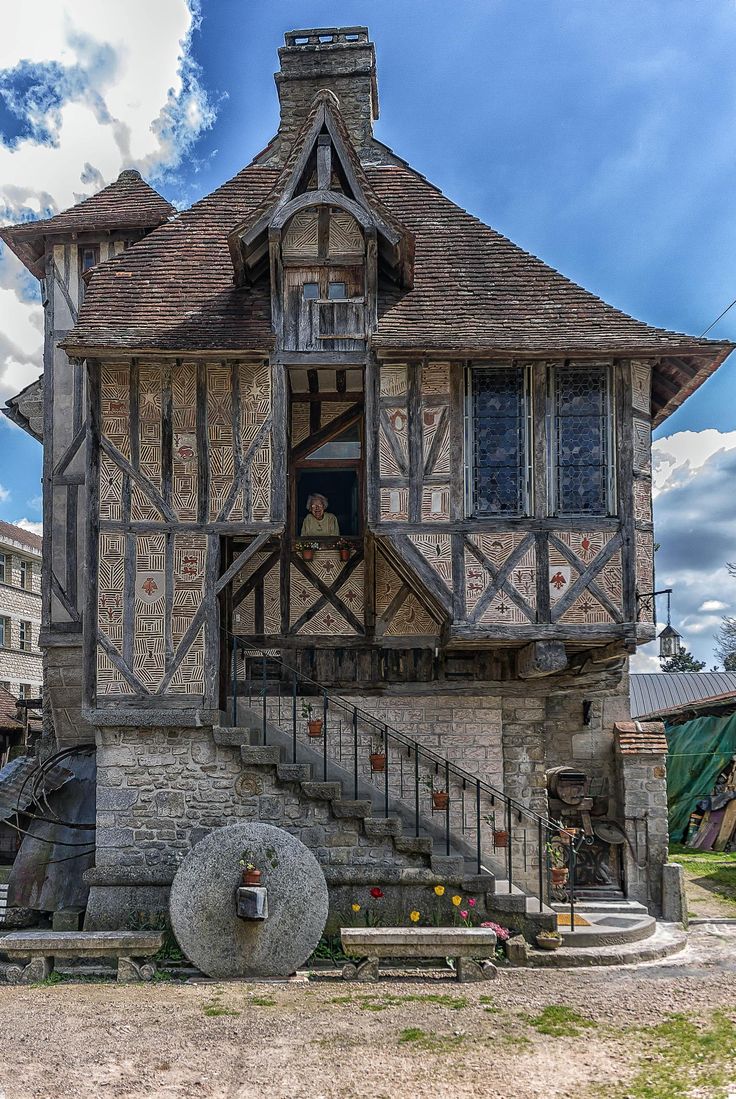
<box><xmin>273</xmin><ymin>26</ymin><xmax>379</xmax><ymax>161</ymax></box>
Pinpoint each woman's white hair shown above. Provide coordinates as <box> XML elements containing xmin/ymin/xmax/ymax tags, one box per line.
<box><xmin>306</xmin><ymin>493</ymin><xmax>328</xmax><ymax>510</ymax></box>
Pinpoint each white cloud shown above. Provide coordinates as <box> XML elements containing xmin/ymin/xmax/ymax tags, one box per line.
<box><xmin>13</xmin><ymin>518</ymin><xmax>42</xmax><ymax>537</ymax></box>
<box><xmin>0</xmin><ymin>483</ymin><xmax>10</xmax><ymax>502</ymax></box>
<box><xmin>637</xmin><ymin>429</ymin><xmax>736</xmax><ymax>671</ymax></box>
<box><xmin>699</xmin><ymin>599</ymin><xmax>728</xmax><ymax>613</ymax></box>
<box><xmin>0</xmin><ymin>0</ymin><xmax>215</xmax><ymax>403</ymax></box>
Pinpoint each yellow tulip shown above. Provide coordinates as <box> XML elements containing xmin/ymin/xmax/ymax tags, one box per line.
<box><xmin>409</xmin><ymin>910</ymin><xmax>420</xmax><ymax>923</ymax></box>
<box><xmin>433</xmin><ymin>885</ymin><xmax>445</xmax><ymax>897</ymax></box>
<box><xmin>351</xmin><ymin>903</ymin><xmax>361</xmax><ymax>912</ymax></box>
<box><xmin>451</xmin><ymin>895</ymin><xmax>462</xmax><ymax>907</ymax></box>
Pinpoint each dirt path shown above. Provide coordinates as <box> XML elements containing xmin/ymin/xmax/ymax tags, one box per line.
<box><xmin>0</xmin><ymin>925</ymin><xmax>734</xmax><ymax>1099</ymax></box>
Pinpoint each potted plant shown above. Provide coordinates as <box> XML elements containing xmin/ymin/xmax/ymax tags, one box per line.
<box><xmin>535</xmin><ymin>930</ymin><xmax>563</xmax><ymax>951</ymax></box>
<box><xmin>558</xmin><ymin>826</ymin><xmax>579</xmax><ymax>846</ymax></box>
<box><xmin>336</xmin><ymin>538</ymin><xmax>352</xmax><ymax>562</ymax></box>
<box><xmin>296</xmin><ymin>540</ymin><xmax>319</xmax><ymax>562</ymax></box>
<box><xmin>239</xmin><ymin>860</ymin><xmax>261</xmax><ymax>886</ymax></box>
<box><xmin>484</xmin><ymin>813</ymin><xmax>509</xmax><ymax>848</ymax></box>
<box><xmin>302</xmin><ymin>700</ymin><xmax>323</xmax><ymax>737</ymax></box>
<box><xmin>421</xmin><ymin>774</ymin><xmax>449</xmax><ymax>810</ymax></box>
<box><xmin>550</xmin><ymin>866</ymin><xmax>569</xmax><ymax>887</ymax></box>
<box><xmin>369</xmin><ymin>734</ymin><xmax>386</xmax><ymax>772</ymax></box>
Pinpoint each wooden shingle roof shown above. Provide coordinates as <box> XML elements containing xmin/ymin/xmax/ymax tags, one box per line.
<box><xmin>0</xmin><ymin>170</ymin><xmax>175</xmax><ymax>279</ymax></box>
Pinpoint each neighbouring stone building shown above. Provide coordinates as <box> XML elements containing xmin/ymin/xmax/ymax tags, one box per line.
<box><xmin>1</xmin><ymin>27</ymin><xmax>732</xmax><ymax>935</ymax></box>
<box><xmin>0</xmin><ymin>522</ymin><xmax>42</xmax><ymax>701</ymax></box>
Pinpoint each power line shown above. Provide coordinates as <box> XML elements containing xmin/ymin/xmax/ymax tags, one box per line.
<box><xmin>700</xmin><ymin>296</ymin><xmax>736</xmax><ymax>338</ymax></box>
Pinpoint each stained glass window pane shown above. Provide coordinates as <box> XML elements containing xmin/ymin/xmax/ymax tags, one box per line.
<box><xmin>471</xmin><ymin>368</ymin><xmax>527</xmax><ymax>515</ymax></box>
<box><xmin>553</xmin><ymin>366</ymin><xmax>610</xmax><ymax>515</ymax></box>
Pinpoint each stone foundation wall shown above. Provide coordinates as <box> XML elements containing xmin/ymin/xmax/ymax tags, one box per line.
<box><xmin>95</xmin><ymin>726</ymin><xmax>426</xmax><ymax>875</ymax></box>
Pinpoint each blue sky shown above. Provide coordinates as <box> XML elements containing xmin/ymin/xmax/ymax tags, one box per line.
<box><xmin>1</xmin><ymin>0</ymin><xmax>736</xmax><ymax>666</ymax></box>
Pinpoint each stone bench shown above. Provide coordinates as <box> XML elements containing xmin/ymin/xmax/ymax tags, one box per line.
<box><xmin>0</xmin><ymin>930</ymin><xmax>166</xmax><ymax>984</ymax></box>
<box><xmin>340</xmin><ymin>926</ymin><xmax>498</xmax><ymax>982</ymax></box>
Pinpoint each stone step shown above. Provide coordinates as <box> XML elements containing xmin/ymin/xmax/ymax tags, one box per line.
<box><xmin>488</xmin><ymin>882</ymin><xmax>528</xmax><ymax>914</ymax></box>
<box><xmin>213</xmin><ymin>726</ymin><xmax>252</xmax><ymax>747</ymax></box>
<box><xmin>527</xmin><ymin>922</ymin><xmax>687</xmax><ymax>968</ymax></box>
<box><xmin>394</xmin><ymin>835</ymin><xmax>433</xmax><ymax>856</ymax></box>
<box><xmin>240</xmin><ymin>745</ymin><xmax>282</xmax><ymax>766</ymax></box>
<box><xmin>363</xmin><ymin>817</ymin><xmax>402</xmax><ymax>839</ymax></box>
<box><xmin>300</xmin><ymin>781</ymin><xmax>342</xmax><ymax>801</ymax></box>
<box><xmin>331</xmin><ymin>800</ymin><xmax>373</xmax><ymax>820</ymax></box>
<box><xmin>556</xmin><ymin>912</ymin><xmax>657</xmax><ymax>948</ymax></box>
<box><xmin>276</xmin><ymin>763</ymin><xmax>312</xmax><ymax>783</ymax></box>
<box><xmin>461</xmin><ymin>873</ymin><xmax>496</xmax><ymax>894</ymax></box>
<box><xmin>430</xmin><ymin>854</ymin><xmax>466</xmax><ymax>877</ymax></box>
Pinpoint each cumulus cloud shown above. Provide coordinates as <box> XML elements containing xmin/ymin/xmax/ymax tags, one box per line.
<box><xmin>13</xmin><ymin>518</ymin><xmax>43</xmax><ymax>537</ymax></box>
<box><xmin>631</xmin><ymin>429</ymin><xmax>736</xmax><ymax>672</ymax></box>
<box><xmin>0</xmin><ymin>0</ymin><xmax>215</xmax><ymax>403</ymax></box>
<box><xmin>0</xmin><ymin>483</ymin><xmax>9</xmax><ymax>502</ymax></box>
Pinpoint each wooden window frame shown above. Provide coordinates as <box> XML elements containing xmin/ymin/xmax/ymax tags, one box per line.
<box><xmin>464</xmin><ymin>364</ymin><xmax>533</xmax><ymax>519</ymax></box>
<box><xmin>0</xmin><ymin>616</ymin><xmax>7</xmax><ymax>649</ymax></box>
<box><xmin>18</xmin><ymin>619</ymin><xmax>32</xmax><ymax>653</ymax></box>
<box><xmin>547</xmin><ymin>364</ymin><xmax>616</xmax><ymax>518</ymax></box>
<box><xmin>19</xmin><ymin>559</ymin><xmax>32</xmax><ymax>590</ymax></box>
<box><xmin>0</xmin><ymin>553</ymin><xmax>5</xmax><ymax>584</ymax></box>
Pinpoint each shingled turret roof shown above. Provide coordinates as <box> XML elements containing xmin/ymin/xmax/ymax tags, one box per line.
<box><xmin>0</xmin><ymin>169</ymin><xmax>175</xmax><ymax>279</ymax></box>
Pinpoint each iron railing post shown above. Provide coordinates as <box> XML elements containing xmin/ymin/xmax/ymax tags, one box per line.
<box><xmin>414</xmin><ymin>748</ymin><xmax>420</xmax><ymax>837</ymax></box>
<box><xmin>444</xmin><ymin>760</ymin><xmax>450</xmax><ymax>856</ymax></box>
<box><xmin>231</xmin><ymin>637</ymin><xmax>237</xmax><ymax>726</ymax></box>
<box><xmin>352</xmin><ymin>708</ymin><xmax>359</xmax><ymax>800</ymax></box>
<box><xmin>383</xmin><ymin>725</ymin><xmax>389</xmax><ymax>818</ymax></box>
<box><xmin>538</xmin><ymin>818</ymin><xmax>544</xmax><ymax>910</ymax></box>
<box><xmin>506</xmin><ymin>799</ymin><xmax>513</xmax><ymax>891</ymax></box>
<box><xmin>261</xmin><ymin>653</ymin><xmax>267</xmax><ymax>745</ymax></box>
<box><xmin>323</xmin><ymin>691</ymin><xmax>328</xmax><ymax>781</ymax></box>
<box><xmin>476</xmin><ymin>780</ymin><xmax>482</xmax><ymax>875</ymax></box>
<box><xmin>291</xmin><ymin>671</ymin><xmax>297</xmax><ymax>763</ymax></box>
<box><xmin>569</xmin><ymin>836</ymin><xmax>576</xmax><ymax>933</ymax></box>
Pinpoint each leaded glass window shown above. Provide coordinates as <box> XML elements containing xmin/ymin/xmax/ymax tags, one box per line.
<box><xmin>550</xmin><ymin>365</ymin><xmax>612</xmax><ymax>516</ymax></box>
<box><xmin>468</xmin><ymin>367</ymin><xmax>530</xmax><ymax>516</ymax></box>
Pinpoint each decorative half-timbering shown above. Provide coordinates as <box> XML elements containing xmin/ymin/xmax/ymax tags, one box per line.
<box><xmin>2</xmin><ymin>26</ymin><xmax>733</xmax><ymax>928</ymax></box>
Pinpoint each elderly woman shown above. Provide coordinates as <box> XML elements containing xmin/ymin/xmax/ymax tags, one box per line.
<box><xmin>301</xmin><ymin>493</ymin><xmax>340</xmax><ymax>537</ymax></box>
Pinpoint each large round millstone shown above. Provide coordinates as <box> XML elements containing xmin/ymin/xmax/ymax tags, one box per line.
<box><xmin>169</xmin><ymin>823</ymin><xmax>328</xmax><ymax>979</ymax></box>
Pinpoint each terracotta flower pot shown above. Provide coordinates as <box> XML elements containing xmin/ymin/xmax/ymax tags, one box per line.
<box><xmin>551</xmin><ymin>867</ymin><xmax>569</xmax><ymax>885</ymax></box>
<box><xmin>242</xmin><ymin>868</ymin><xmax>261</xmax><ymax>886</ymax></box>
<box><xmin>308</xmin><ymin>719</ymin><xmax>324</xmax><ymax>737</ymax></box>
<box><xmin>369</xmin><ymin>752</ymin><xmax>386</xmax><ymax>773</ymax></box>
<box><xmin>432</xmin><ymin>790</ymin><xmax>450</xmax><ymax>811</ymax></box>
<box><xmin>302</xmin><ymin>548</ymin><xmax>314</xmax><ymax>562</ymax></box>
<box><xmin>493</xmin><ymin>830</ymin><xmax>509</xmax><ymax>848</ymax></box>
<box><xmin>559</xmin><ymin>828</ymin><xmax>578</xmax><ymax>846</ymax></box>
<box><xmin>339</xmin><ymin>548</ymin><xmax>351</xmax><ymax>562</ymax></box>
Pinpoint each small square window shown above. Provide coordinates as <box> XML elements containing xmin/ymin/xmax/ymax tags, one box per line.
<box><xmin>81</xmin><ymin>247</ymin><xmax>98</xmax><ymax>272</ymax></box>
<box><xmin>303</xmin><ymin>282</ymin><xmax>319</xmax><ymax>300</ymax></box>
<box><xmin>327</xmin><ymin>282</ymin><xmax>347</xmax><ymax>300</ymax></box>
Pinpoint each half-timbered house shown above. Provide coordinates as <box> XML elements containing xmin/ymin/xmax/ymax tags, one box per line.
<box><xmin>2</xmin><ymin>27</ymin><xmax>732</xmax><ymax>933</ymax></box>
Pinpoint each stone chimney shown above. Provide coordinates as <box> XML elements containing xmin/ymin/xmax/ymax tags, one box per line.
<box><xmin>274</xmin><ymin>28</ymin><xmax>379</xmax><ymax>156</ymax></box>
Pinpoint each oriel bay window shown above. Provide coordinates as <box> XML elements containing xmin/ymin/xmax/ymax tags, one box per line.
<box><xmin>466</xmin><ymin>365</ymin><xmax>532</xmax><ymax>517</ymax></box>
<box><xmin>549</xmin><ymin>364</ymin><xmax>614</xmax><ymax>517</ymax></box>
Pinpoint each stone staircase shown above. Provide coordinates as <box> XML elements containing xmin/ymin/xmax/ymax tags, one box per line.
<box><xmin>213</xmin><ymin>718</ymin><xmax>556</xmax><ymax>937</ymax></box>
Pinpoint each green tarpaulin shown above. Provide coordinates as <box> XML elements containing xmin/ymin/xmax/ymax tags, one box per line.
<box><xmin>666</xmin><ymin>711</ymin><xmax>736</xmax><ymax>841</ymax></box>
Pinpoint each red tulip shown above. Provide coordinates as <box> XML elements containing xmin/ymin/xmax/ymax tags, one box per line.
<box><xmin>370</xmin><ymin>887</ymin><xmax>385</xmax><ymax>899</ymax></box>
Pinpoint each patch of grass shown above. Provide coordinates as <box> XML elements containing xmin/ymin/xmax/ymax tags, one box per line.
<box><xmin>398</xmin><ymin>1026</ymin><xmax>466</xmax><ymax>1052</ymax></box>
<box><xmin>203</xmin><ymin>1003</ymin><xmax>241</xmax><ymax>1017</ymax></box>
<box><xmin>249</xmin><ymin>996</ymin><xmax>276</xmax><ymax>1007</ymax></box>
<box><xmin>606</xmin><ymin>1012</ymin><xmax>736</xmax><ymax>1099</ymax></box>
<box><xmin>331</xmin><ymin>992</ymin><xmax>467</xmax><ymax>1012</ymax></box>
<box><xmin>527</xmin><ymin>1005</ymin><xmax>596</xmax><ymax>1037</ymax></box>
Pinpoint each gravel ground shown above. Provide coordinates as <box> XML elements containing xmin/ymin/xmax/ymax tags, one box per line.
<box><xmin>0</xmin><ymin>925</ymin><xmax>734</xmax><ymax>1099</ymax></box>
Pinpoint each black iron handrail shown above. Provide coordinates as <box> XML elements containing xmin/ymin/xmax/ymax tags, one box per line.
<box><xmin>223</xmin><ymin>632</ymin><xmax>576</xmax><ymax>921</ymax></box>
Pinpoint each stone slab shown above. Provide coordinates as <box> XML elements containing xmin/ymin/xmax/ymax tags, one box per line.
<box><xmin>341</xmin><ymin>926</ymin><xmax>497</xmax><ymax>959</ymax></box>
<box><xmin>662</xmin><ymin>862</ymin><xmax>687</xmax><ymax>926</ymax></box>
<box><xmin>169</xmin><ymin>822</ymin><xmax>328</xmax><ymax>979</ymax></box>
<box><xmin>1</xmin><ymin>930</ymin><xmax>164</xmax><ymax>958</ymax></box>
